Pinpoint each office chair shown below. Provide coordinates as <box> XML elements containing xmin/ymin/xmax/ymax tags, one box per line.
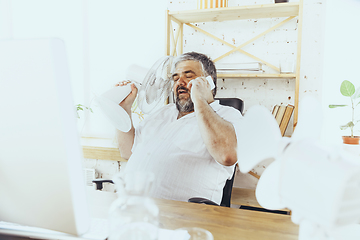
<box><xmin>215</xmin><ymin>97</ymin><xmax>244</xmax><ymax>114</ymax></box>
<box><xmin>188</xmin><ymin>97</ymin><xmax>244</xmax><ymax>208</ymax></box>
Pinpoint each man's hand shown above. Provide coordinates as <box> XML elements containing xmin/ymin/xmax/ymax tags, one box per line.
<box><xmin>115</xmin><ymin>80</ymin><xmax>138</xmax><ymax>114</ymax></box>
<box><xmin>187</xmin><ymin>77</ymin><xmax>213</xmax><ymax>105</ymax></box>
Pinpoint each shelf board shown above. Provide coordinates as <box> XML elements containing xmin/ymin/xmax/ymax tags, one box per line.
<box><xmin>217</xmin><ymin>73</ymin><xmax>296</xmax><ymax>78</ymax></box>
<box><xmin>82</xmin><ymin>146</ymin><xmax>127</xmax><ymax>162</ymax></box>
<box><xmin>168</xmin><ymin>2</ymin><xmax>300</xmax><ymax>23</ymax></box>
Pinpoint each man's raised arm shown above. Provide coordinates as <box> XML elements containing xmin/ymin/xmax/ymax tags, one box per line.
<box><xmin>115</xmin><ymin>82</ymin><xmax>138</xmax><ymax>160</ymax></box>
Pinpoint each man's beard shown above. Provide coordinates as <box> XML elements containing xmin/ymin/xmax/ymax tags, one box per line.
<box><xmin>175</xmin><ymin>86</ymin><xmax>194</xmax><ymax>113</ymax></box>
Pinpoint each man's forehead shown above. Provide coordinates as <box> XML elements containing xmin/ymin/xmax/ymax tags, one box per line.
<box><xmin>173</xmin><ymin>60</ymin><xmax>202</xmax><ymax>74</ymax></box>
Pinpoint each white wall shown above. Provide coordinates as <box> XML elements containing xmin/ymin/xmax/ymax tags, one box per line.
<box><xmin>84</xmin><ymin>0</ymin><xmax>167</xmax><ymax>137</ymax></box>
<box><xmin>0</xmin><ymin>0</ymin><xmax>167</xmax><ymax>138</ymax></box>
<box><xmin>321</xmin><ymin>0</ymin><xmax>360</xmax><ymax>146</ymax></box>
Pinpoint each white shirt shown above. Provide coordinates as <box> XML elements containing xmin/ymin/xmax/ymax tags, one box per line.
<box><xmin>124</xmin><ymin>100</ymin><xmax>243</xmax><ymax>204</ymax></box>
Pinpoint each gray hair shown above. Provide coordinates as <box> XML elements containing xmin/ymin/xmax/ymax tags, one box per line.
<box><xmin>172</xmin><ymin>52</ymin><xmax>217</xmax><ymax>97</ymax></box>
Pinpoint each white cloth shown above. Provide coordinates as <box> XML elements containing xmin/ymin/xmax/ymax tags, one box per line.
<box><xmin>124</xmin><ymin>100</ymin><xmax>243</xmax><ymax>204</ymax></box>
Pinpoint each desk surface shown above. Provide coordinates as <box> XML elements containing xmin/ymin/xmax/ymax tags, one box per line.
<box><xmin>87</xmin><ymin>190</ymin><xmax>299</xmax><ymax>240</ymax></box>
<box><xmin>154</xmin><ymin>198</ymin><xmax>298</xmax><ymax>240</ymax></box>
<box><xmin>89</xmin><ymin>190</ymin><xmax>298</xmax><ymax>240</ymax></box>
<box><xmin>0</xmin><ymin>190</ymin><xmax>299</xmax><ymax>240</ymax></box>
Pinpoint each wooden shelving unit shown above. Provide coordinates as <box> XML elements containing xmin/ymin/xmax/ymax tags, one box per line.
<box><xmin>166</xmin><ymin>1</ymin><xmax>303</xmax><ymax>126</ymax></box>
<box><xmin>168</xmin><ymin>3</ymin><xmax>300</xmax><ymax>23</ymax></box>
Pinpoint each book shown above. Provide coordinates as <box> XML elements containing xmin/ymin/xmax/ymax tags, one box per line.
<box><xmin>275</xmin><ymin>105</ymin><xmax>286</xmax><ymax>126</ymax></box>
<box><xmin>279</xmin><ymin>104</ymin><xmax>294</xmax><ymax>136</ymax></box>
<box><xmin>198</xmin><ymin>0</ymin><xmax>228</xmax><ymax>9</ymax></box>
<box><xmin>272</xmin><ymin>105</ymin><xmax>280</xmax><ymax>117</ymax></box>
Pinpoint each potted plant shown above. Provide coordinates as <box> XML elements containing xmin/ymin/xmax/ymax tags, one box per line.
<box><xmin>76</xmin><ymin>103</ymin><xmax>93</xmax><ymax>119</ymax></box>
<box><xmin>329</xmin><ymin>80</ymin><xmax>360</xmax><ymax>144</ymax></box>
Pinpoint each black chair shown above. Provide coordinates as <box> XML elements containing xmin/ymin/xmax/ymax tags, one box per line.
<box><xmin>188</xmin><ymin>97</ymin><xmax>244</xmax><ymax>208</ymax></box>
<box><xmin>215</xmin><ymin>98</ymin><xmax>244</xmax><ymax>114</ymax></box>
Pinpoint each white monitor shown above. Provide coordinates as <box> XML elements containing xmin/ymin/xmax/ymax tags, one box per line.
<box><xmin>0</xmin><ymin>38</ymin><xmax>90</xmax><ymax>237</ymax></box>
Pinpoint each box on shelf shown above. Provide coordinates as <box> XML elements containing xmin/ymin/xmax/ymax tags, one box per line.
<box><xmin>215</xmin><ymin>62</ymin><xmax>264</xmax><ymax>73</ymax></box>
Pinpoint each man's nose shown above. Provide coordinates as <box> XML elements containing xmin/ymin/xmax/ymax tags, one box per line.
<box><xmin>177</xmin><ymin>75</ymin><xmax>187</xmax><ymax>86</ymax></box>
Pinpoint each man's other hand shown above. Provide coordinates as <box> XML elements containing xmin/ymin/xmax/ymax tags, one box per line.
<box><xmin>115</xmin><ymin>80</ymin><xmax>138</xmax><ymax>114</ymax></box>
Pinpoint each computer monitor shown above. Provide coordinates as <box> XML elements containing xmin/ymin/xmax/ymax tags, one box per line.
<box><xmin>0</xmin><ymin>38</ymin><xmax>90</xmax><ymax>236</ymax></box>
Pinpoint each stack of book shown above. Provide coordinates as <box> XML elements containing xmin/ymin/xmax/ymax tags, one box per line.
<box><xmin>272</xmin><ymin>104</ymin><xmax>294</xmax><ymax>136</ymax></box>
<box><xmin>215</xmin><ymin>62</ymin><xmax>264</xmax><ymax>74</ymax></box>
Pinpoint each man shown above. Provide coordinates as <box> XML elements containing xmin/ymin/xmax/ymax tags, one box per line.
<box><xmin>116</xmin><ymin>52</ymin><xmax>243</xmax><ymax>205</ymax></box>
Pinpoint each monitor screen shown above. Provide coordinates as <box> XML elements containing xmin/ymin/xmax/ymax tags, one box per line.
<box><xmin>0</xmin><ymin>38</ymin><xmax>90</xmax><ymax>236</ymax></box>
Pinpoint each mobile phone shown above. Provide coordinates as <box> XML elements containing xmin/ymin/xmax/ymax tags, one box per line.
<box><xmin>206</xmin><ymin>76</ymin><xmax>215</xmax><ymax>90</ymax></box>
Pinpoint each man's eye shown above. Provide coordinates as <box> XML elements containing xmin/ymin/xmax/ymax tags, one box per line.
<box><xmin>173</xmin><ymin>76</ymin><xmax>179</xmax><ymax>81</ymax></box>
<box><xmin>186</xmin><ymin>74</ymin><xmax>194</xmax><ymax>78</ymax></box>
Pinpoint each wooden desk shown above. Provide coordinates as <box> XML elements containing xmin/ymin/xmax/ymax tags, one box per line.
<box><xmin>0</xmin><ymin>190</ymin><xmax>299</xmax><ymax>240</ymax></box>
<box><xmin>155</xmin><ymin>198</ymin><xmax>298</xmax><ymax>240</ymax></box>
<box><xmin>89</xmin><ymin>190</ymin><xmax>298</xmax><ymax>239</ymax></box>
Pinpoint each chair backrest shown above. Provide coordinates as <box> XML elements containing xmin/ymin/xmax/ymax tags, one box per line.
<box><xmin>215</xmin><ymin>97</ymin><xmax>244</xmax><ymax>207</ymax></box>
<box><xmin>215</xmin><ymin>98</ymin><xmax>244</xmax><ymax>115</ymax></box>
